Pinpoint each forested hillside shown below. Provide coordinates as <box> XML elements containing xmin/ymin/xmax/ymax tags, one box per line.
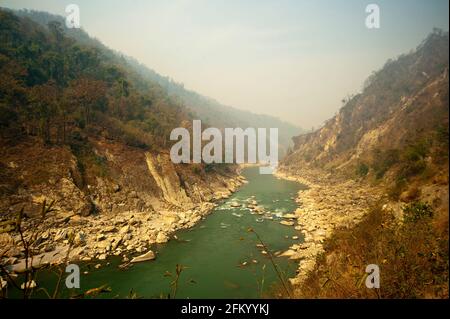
<box><xmin>0</xmin><ymin>8</ymin><xmax>244</xmax><ymax>222</ymax></box>
<box><xmin>10</xmin><ymin>9</ymin><xmax>302</xmax><ymax>156</ymax></box>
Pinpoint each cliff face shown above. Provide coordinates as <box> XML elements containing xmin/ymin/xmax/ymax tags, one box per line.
<box><xmin>0</xmin><ymin>135</ymin><xmax>242</xmax><ymax>219</ymax></box>
<box><xmin>0</xmin><ymin>134</ymin><xmax>245</xmax><ymax>269</ymax></box>
<box><xmin>282</xmin><ymin>31</ymin><xmax>449</xmax><ymax>180</ymax></box>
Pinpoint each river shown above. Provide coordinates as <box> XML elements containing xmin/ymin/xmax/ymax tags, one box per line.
<box><xmin>22</xmin><ymin>167</ymin><xmax>306</xmax><ymax>299</ymax></box>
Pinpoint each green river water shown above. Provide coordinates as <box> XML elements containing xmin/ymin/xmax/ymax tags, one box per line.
<box><xmin>15</xmin><ymin>167</ymin><xmax>306</xmax><ymax>299</ymax></box>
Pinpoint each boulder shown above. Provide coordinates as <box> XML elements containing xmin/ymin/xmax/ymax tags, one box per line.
<box><xmin>156</xmin><ymin>232</ymin><xmax>169</xmax><ymax>244</ymax></box>
<box><xmin>230</xmin><ymin>202</ymin><xmax>242</xmax><ymax>208</ymax></box>
<box><xmin>21</xmin><ymin>280</ymin><xmax>37</xmax><ymax>290</ymax></box>
<box><xmin>279</xmin><ymin>249</ymin><xmax>296</xmax><ymax>257</ymax></box>
<box><xmin>0</xmin><ymin>278</ymin><xmax>7</xmax><ymax>289</ymax></box>
<box><xmin>119</xmin><ymin>225</ymin><xmax>131</xmax><ymax>234</ymax></box>
<box><xmin>79</xmin><ymin>201</ymin><xmax>95</xmax><ymax>217</ymax></box>
<box><xmin>279</xmin><ymin>220</ymin><xmax>295</xmax><ymax>226</ymax></box>
<box><xmin>130</xmin><ymin>250</ymin><xmax>156</xmax><ymax>263</ymax></box>
<box><xmin>98</xmin><ymin>253</ymin><xmax>107</xmax><ymax>260</ymax></box>
<box><xmin>54</xmin><ymin>229</ymin><xmax>68</xmax><ymax>241</ymax></box>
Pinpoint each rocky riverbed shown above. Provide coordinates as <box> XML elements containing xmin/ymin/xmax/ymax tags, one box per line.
<box><xmin>0</xmin><ymin>175</ymin><xmax>247</xmax><ymax>274</ymax></box>
<box><xmin>275</xmin><ymin>168</ymin><xmax>382</xmax><ymax>287</ymax></box>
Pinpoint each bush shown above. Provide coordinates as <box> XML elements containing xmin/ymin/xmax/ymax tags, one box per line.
<box><xmin>357</xmin><ymin>163</ymin><xmax>369</xmax><ymax>177</ymax></box>
<box><xmin>404</xmin><ymin>141</ymin><xmax>429</xmax><ymax>162</ymax></box>
<box><xmin>387</xmin><ymin>178</ymin><xmax>407</xmax><ymax>200</ymax></box>
<box><xmin>371</xmin><ymin>148</ymin><xmax>400</xmax><ymax>179</ymax></box>
<box><xmin>295</xmin><ymin>202</ymin><xmax>448</xmax><ymax>298</ymax></box>
<box><xmin>403</xmin><ymin>201</ymin><xmax>433</xmax><ymax>223</ymax></box>
<box><xmin>398</xmin><ymin>159</ymin><xmax>427</xmax><ymax>179</ymax></box>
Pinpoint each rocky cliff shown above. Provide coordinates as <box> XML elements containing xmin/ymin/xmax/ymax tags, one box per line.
<box><xmin>282</xmin><ymin>30</ymin><xmax>448</xmax><ymax>180</ymax></box>
<box><xmin>0</xmin><ymin>134</ymin><xmax>246</xmax><ymax>270</ymax></box>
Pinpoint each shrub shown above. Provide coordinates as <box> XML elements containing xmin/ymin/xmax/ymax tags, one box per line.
<box><xmin>357</xmin><ymin>163</ymin><xmax>369</xmax><ymax>177</ymax></box>
<box><xmin>372</xmin><ymin>149</ymin><xmax>400</xmax><ymax>179</ymax></box>
<box><xmin>295</xmin><ymin>202</ymin><xmax>448</xmax><ymax>298</ymax></box>
<box><xmin>403</xmin><ymin>201</ymin><xmax>433</xmax><ymax>223</ymax></box>
<box><xmin>404</xmin><ymin>141</ymin><xmax>429</xmax><ymax>162</ymax></box>
<box><xmin>387</xmin><ymin>178</ymin><xmax>407</xmax><ymax>200</ymax></box>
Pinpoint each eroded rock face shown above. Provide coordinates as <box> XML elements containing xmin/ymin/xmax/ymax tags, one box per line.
<box><xmin>144</xmin><ymin>152</ymin><xmax>192</xmax><ymax>208</ymax></box>
<box><xmin>0</xmin><ymin>135</ymin><xmax>247</xmax><ymax>271</ymax></box>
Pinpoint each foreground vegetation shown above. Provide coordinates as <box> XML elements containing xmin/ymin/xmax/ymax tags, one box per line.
<box><xmin>295</xmin><ymin>201</ymin><xmax>448</xmax><ymax>298</ymax></box>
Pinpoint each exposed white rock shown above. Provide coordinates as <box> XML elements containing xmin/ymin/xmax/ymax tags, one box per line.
<box><xmin>156</xmin><ymin>232</ymin><xmax>169</xmax><ymax>244</ymax></box>
<box><xmin>130</xmin><ymin>250</ymin><xmax>156</xmax><ymax>263</ymax></box>
<box><xmin>21</xmin><ymin>280</ymin><xmax>37</xmax><ymax>290</ymax></box>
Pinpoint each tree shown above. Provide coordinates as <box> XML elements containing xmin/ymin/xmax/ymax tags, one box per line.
<box><xmin>28</xmin><ymin>80</ymin><xmax>60</xmax><ymax>143</ymax></box>
<box><xmin>65</xmin><ymin>78</ymin><xmax>107</xmax><ymax>127</ymax></box>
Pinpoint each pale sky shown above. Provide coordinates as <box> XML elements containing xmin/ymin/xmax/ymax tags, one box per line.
<box><xmin>1</xmin><ymin>0</ymin><xmax>449</xmax><ymax>128</ymax></box>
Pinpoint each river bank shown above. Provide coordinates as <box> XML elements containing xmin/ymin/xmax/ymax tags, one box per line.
<box><xmin>1</xmin><ymin>174</ymin><xmax>247</xmax><ymax>274</ymax></box>
<box><xmin>274</xmin><ymin>167</ymin><xmax>382</xmax><ymax>288</ymax></box>
<box><xmin>4</xmin><ymin>167</ymin><xmax>304</xmax><ymax>298</ymax></box>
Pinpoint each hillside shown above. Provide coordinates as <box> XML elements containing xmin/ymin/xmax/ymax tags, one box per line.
<box><xmin>282</xmin><ymin>30</ymin><xmax>448</xmax><ymax>181</ymax></box>
<box><xmin>13</xmin><ymin>9</ymin><xmax>302</xmax><ymax>156</ymax></box>
<box><xmin>0</xmin><ymin>8</ymin><xmax>246</xmax><ymax>268</ymax></box>
<box><xmin>277</xmin><ymin>30</ymin><xmax>449</xmax><ymax>298</ymax></box>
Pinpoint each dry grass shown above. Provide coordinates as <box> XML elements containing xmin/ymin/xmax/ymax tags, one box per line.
<box><xmin>294</xmin><ymin>201</ymin><xmax>448</xmax><ymax>298</ymax></box>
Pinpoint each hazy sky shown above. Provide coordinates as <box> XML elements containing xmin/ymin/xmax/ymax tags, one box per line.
<box><xmin>2</xmin><ymin>0</ymin><xmax>449</xmax><ymax>128</ymax></box>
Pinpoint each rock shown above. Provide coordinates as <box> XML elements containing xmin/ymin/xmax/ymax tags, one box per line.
<box><xmin>74</xmin><ymin>231</ymin><xmax>86</xmax><ymax>246</ymax></box>
<box><xmin>254</xmin><ymin>206</ymin><xmax>265</xmax><ymax>213</ymax></box>
<box><xmin>80</xmin><ymin>201</ymin><xmax>95</xmax><ymax>217</ymax></box>
<box><xmin>94</xmin><ymin>263</ymin><xmax>102</xmax><ymax>269</ymax></box>
<box><xmin>21</xmin><ymin>280</ymin><xmax>37</xmax><ymax>290</ymax></box>
<box><xmin>130</xmin><ymin>250</ymin><xmax>156</xmax><ymax>263</ymax></box>
<box><xmin>129</xmin><ymin>191</ymin><xmax>138</xmax><ymax>198</ymax></box>
<box><xmin>279</xmin><ymin>220</ymin><xmax>295</xmax><ymax>226</ymax></box>
<box><xmin>0</xmin><ymin>278</ymin><xmax>7</xmax><ymax>289</ymax></box>
<box><xmin>54</xmin><ymin>229</ymin><xmax>68</xmax><ymax>241</ymax></box>
<box><xmin>111</xmin><ymin>238</ymin><xmax>122</xmax><ymax>250</ymax></box>
<box><xmin>103</xmin><ymin>226</ymin><xmax>117</xmax><ymax>233</ymax></box>
<box><xmin>156</xmin><ymin>232</ymin><xmax>169</xmax><ymax>244</ymax></box>
<box><xmin>292</xmin><ymin>236</ymin><xmax>299</xmax><ymax>240</ymax></box>
<box><xmin>280</xmin><ymin>249</ymin><xmax>296</xmax><ymax>257</ymax></box>
<box><xmin>282</xmin><ymin>214</ymin><xmax>297</xmax><ymax>219</ymax></box>
<box><xmin>230</xmin><ymin>201</ymin><xmax>242</xmax><ymax>208</ymax></box>
<box><xmin>41</xmin><ymin>231</ymin><xmax>50</xmax><ymax>240</ymax></box>
<box><xmin>98</xmin><ymin>254</ymin><xmax>107</xmax><ymax>260</ymax></box>
<box><xmin>162</xmin><ymin>213</ymin><xmax>179</xmax><ymax>225</ymax></box>
<box><xmin>96</xmin><ymin>234</ymin><xmax>106</xmax><ymax>241</ymax></box>
<box><xmin>119</xmin><ymin>225</ymin><xmax>131</xmax><ymax>234</ymax></box>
